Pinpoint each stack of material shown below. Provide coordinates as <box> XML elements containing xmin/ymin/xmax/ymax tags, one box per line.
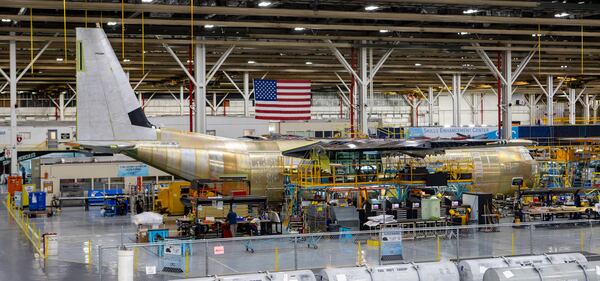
<box><xmin>305</xmin><ymin>204</ymin><xmax>327</xmax><ymax>232</ymax></box>
<box><xmin>330</xmin><ymin>206</ymin><xmax>360</xmax><ymax>230</ymax></box>
<box><xmin>364</xmin><ymin>214</ymin><xmax>396</xmax><ymax>227</ymax></box>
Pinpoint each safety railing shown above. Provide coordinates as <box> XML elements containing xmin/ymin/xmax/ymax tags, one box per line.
<box><xmin>286</xmin><ymin>162</ymin><xmax>474</xmax><ymax>189</ymax></box>
<box><xmin>95</xmin><ymin>219</ymin><xmax>600</xmax><ymax>280</ymax></box>
<box><xmin>3</xmin><ymin>195</ymin><xmax>46</xmax><ymax>258</ymax></box>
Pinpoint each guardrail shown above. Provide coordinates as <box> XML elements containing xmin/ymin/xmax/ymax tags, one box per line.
<box><xmin>95</xmin><ymin>219</ymin><xmax>600</xmax><ymax>280</ymax></box>
<box><xmin>3</xmin><ymin>195</ymin><xmax>45</xmax><ymax>258</ymax></box>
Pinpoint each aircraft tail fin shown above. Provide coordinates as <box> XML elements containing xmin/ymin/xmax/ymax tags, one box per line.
<box><xmin>76</xmin><ymin>27</ymin><xmax>157</xmax><ymax>142</ymax></box>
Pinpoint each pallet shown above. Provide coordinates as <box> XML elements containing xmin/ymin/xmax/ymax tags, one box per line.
<box><xmin>24</xmin><ymin>210</ymin><xmax>53</xmax><ymax>218</ymax></box>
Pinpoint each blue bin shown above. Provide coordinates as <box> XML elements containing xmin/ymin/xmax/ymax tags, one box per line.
<box><xmin>28</xmin><ymin>192</ymin><xmax>46</xmax><ymax>211</ymax></box>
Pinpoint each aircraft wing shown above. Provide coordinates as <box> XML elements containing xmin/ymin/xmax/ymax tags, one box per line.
<box><xmin>281</xmin><ymin>138</ymin><xmax>534</xmax><ymax>158</ymax></box>
<box><xmin>67</xmin><ymin>141</ymin><xmax>137</xmax><ymax>154</ymax></box>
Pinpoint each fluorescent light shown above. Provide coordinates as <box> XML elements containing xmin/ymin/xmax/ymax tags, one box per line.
<box><xmin>458</xmin><ymin>32</ymin><xmax>470</xmax><ymax>35</ymax></box>
<box><xmin>56</xmin><ymin>58</ymin><xmax>64</xmax><ymax>62</ymax></box>
<box><xmin>554</xmin><ymin>12</ymin><xmax>569</xmax><ymax>18</ymax></box>
<box><xmin>258</xmin><ymin>1</ymin><xmax>272</xmax><ymax>7</ymax></box>
<box><xmin>463</xmin><ymin>9</ymin><xmax>479</xmax><ymax>14</ymax></box>
<box><xmin>364</xmin><ymin>5</ymin><xmax>379</xmax><ymax>11</ymax></box>
<box><xmin>204</xmin><ymin>24</ymin><xmax>215</xmax><ymax>28</ymax></box>
<box><xmin>305</xmin><ymin>61</ymin><xmax>313</xmax><ymax>65</ymax></box>
<box><xmin>294</xmin><ymin>27</ymin><xmax>305</xmax><ymax>31</ymax></box>
<box><xmin>107</xmin><ymin>21</ymin><xmax>118</xmax><ymax>26</ymax></box>
<box><xmin>141</xmin><ymin>0</ymin><xmax>153</xmax><ymax>2</ymax></box>
<box><xmin>247</xmin><ymin>60</ymin><xmax>256</xmax><ymax>64</ymax></box>
<box><xmin>123</xmin><ymin>58</ymin><xmax>130</xmax><ymax>62</ymax></box>
<box><xmin>379</xmin><ymin>29</ymin><xmax>390</xmax><ymax>33</ymax></box>
<box><xmin>1</xmin><ymin>19</ymin><xmax>11</xmax><ymax>23</ymax></box>
<box><xmin>414</xmin><ymin>63</ymin><xmax>422</xmax><ymax>66</ymax></box>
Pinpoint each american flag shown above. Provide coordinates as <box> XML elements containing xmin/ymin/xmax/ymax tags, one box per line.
<box><xmin>254</xmin><ymin>79</ymin><xmax>312</xmax><ymax>120</ymax></box>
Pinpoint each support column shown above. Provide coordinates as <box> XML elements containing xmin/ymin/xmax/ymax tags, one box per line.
<box><xmin>358</xmin><ymin>44</ymin><xmax>368</xmax><ymax>136</ymax></box>
<box><xmin>501</xmin><ymin>48</ymin><xmax>513</xmax><ymax>139</ymax></box>
<box><xmin>584</xmin><ymin>93</ymin><xmax>590</xmax><ymax>124</ymax></box>
<box><xmin>179</xmin><ymin>85</ymin><xmax>184</xmax><ymax>116</ymax></box>
<box><xmin>194</xmin><ymin>41</ymin><xmax>206</xmax><ymax>134</ymax></box>
<box><xmin>9</xmin><ymin>35</ymin><xmax>17</xmax><ymax>175</ymax></box>
<box><xmin>59</xmin><ymin>92</ymin><xmax>65</xmax><ymax>120</ymax></box>
<box><xmin>212</xmin><ymin>93</ymin><xmax>217</xmax><ymax>116</ymax></box>
<box><xmin>471</xmin><ymin>94</ymin><xmax>479</xmax><ymax>126</ymax></box>
<box><xmin>593</xmin><ymin>99</ymin><xmax>599</xmax><ymax>124</ymax></box>
<box><xmin>243</xmin><ymin>72</ymin><xmax>250</xmax><ymax>117</ymax></box>
<box><xmin>428</xmin><ymin>86</ymin><xmax>435</xmax><ymax>126</ymax></box>
<box><xmin>528</xmin><ymin>93</ymin><xmax>536</xmax><ymax>125</ymax></box>
<box><xmin>368</xmin><ymin>48</ymin><xmax>374</xmax><ymax>118</ymax></box>
<box><xmin>568</xmin><ymin>88</ymin><xmax>576</xmax><ymax>125</ymax></box>
<box><xmin>452</xmin><ymin>74</ymin><xmax>461</xmax><ymax>127</ymax></box>
<box><xmin>546</xmin><ymin>75</ymin><xmax>554</xmax><ymax>125</ymax></box>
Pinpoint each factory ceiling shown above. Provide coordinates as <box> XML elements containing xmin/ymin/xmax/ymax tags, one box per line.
<box><xmin>0</xmin><ymin>0</ymin><xmax>599</xmax><ymax>98</ymax></box>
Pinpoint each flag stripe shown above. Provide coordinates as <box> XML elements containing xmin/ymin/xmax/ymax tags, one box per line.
<box><xmin>256</xmin><ymin>109</ymin><xmax>311</xmax><ymax>114</ymax></box>
<box><xmin>256</xmin><ymin>116</ymin><xmax>311</xmax><ymax>121</ymax></box>
<box><xmin>255</xmin><ymin>101</ymin><xmax>311</xmax><ymax>106</ymax></box>
<box><xmin>256</xmin><ymin>106</ymin><xmax>311</xmax><ymax>111</ymax></box>
<box><xmin>277</xmin><ymin>89</ymin><xmax>311</xmax><ymax>93</ymax></box>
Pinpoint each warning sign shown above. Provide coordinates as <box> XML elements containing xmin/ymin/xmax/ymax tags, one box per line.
<box><xmin>214</xmin><ymin>245</ymin><xmax>225</xmax><ymax>255</ymax></box>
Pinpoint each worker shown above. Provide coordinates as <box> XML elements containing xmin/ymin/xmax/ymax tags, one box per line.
<box><xmin>227</xmin><ymin>208</ymin><xmax>238</xmax><ymax>237</ymax></box>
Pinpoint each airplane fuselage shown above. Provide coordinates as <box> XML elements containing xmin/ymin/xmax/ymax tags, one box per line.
<box><xmin>123</xmin><ymin>129</ymin><xmax>536</xmax><ymax>201</ymax></box>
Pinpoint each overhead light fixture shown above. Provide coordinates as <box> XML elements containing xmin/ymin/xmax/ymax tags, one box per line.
<box><xmin>458</xmin><ymin>32</ymin><xmax>470</xmax><ymax>35</ymax></box>
<box><xmin>554</xmin><ymin>12</ymin><xmax>569</xmax><ymax>18</ymax></box>
<box><xmin>204</xmin><ymin>24</ymin><xmax>215</xmax><ymax>28</ymax></box>
<box><xmin>294</xmin><ymin>27</ymin><xmax>305</xmax><ymax>31</ymax></box>
<box><xmin>258</xmin><ymin>1</ymin><xmax>272</xmax><ymax>7</ymax></box>
<box><xmin>305</xmin><ymin>61</ymin><xmax>313</xmax><ymax>65</ymax></box>
<box><xmin>141</xmin><ymin>0</ymin><xmax>153</xmax><ymax>2</ymax></box>
<box><xmin>463</xmin><ymin>9</ymin><xmax>479</xmax><ymax>14</ymax></box>
<box><xmin>379</xmin><ymin>29</ymin><xmax>390</xmax><ymax>33</ymax></box>
<box><xmin>364</xmin><ymin>5</ymin><xmax>379</xmax><ymax>11</ymax></box>
<box><xmin>1</xmin><ymin>18</ymin><xmax>11</xmax><ymax>23</ymax></box>
<box><xmin>414</xmin><ymin>63</ymin><xmax>422</xmax><ymax>66</ymax></box>
<box><xmin>123</xmin><ymin>58</ymin><xmax>130</xmax><ymax>62</ymax></box>
<box><xmin>107</xmin><ymin>21</ymin><xmax>118</xmax><ymax>26</ymax></box>
<box><xmin>578</xmin><ymin>1</ymin><xmax>585</xmax><ymax>3</ymax></box>
<box><xmin>56</xmin><ymin>58</ymin><xmax>64</xmax><ymax>62</ymax></box>
<box><xmin>248</xmin><ymin>60</ymin><xmax>256</xmax><ymax>64</ymax></box>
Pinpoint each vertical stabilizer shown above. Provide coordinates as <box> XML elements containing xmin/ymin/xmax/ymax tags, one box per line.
<box><xmin>76</xmin><ymin>27</ymin><xmax>157</xmax><ymax>141</ymax></box>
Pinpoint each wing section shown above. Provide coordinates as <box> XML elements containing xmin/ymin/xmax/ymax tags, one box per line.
<box><xmin>281</xmin><ymin>138</ymin><xmax>534</xmax><ymax>158</ymax></box>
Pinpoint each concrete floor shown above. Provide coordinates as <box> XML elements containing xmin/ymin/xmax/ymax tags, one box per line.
<box><xmin>2</xmin><ymin>202</ymin><xmax>600</xmax><ymax>280</ymax></box>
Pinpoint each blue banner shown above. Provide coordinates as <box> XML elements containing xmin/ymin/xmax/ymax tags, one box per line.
<box><xmin>406</xmin><ymin>126</ymin><xmax>518</xmax><ymax>140</ymax></box>
<box><xmin>117</xmin><ymin>164</ymin><xmax>149</xmax><ymax>177</ymax></box>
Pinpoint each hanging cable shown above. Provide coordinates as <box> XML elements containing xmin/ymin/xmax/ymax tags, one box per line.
<box><xmin>190</xmin><ymin>0</ymin><xmax>194</xmax><ymax>60</ymax></box>
<box><xmin>142</xmin><ymin>11</ymin><xmax>145</xmax><ymax>75</ymax></box>
<box><xmin>30</xmin><ymin>8</ymin><xmax>34</xmax><ymax>75</ymax></box>
<box><xmin>84</xmin><ymin>0</ymin><xmax>88</xmax><ymax>28</ymax></box>
<box><xmin>538</xmin><ymin>24</ymin><xmax>541</xmax><ymax>76</ymax></box>
<box><xmin>581</xmin><ymin>24</ymin><xmax>584</xmax><ymax>74</ymax></box>
<box><xmin>63</xmin><ymin>0</ymin><xmax>67</xmax><ymax>63</ymax></box>
<box><xmin>121</xmin><ymin>0</ymin><xmax>125</xmax><ymax>60</ymax></box>
<box><xmin>100</xmin><ymin>0</ymin><xmax>103</xmax><ymax>28</ymax></box>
